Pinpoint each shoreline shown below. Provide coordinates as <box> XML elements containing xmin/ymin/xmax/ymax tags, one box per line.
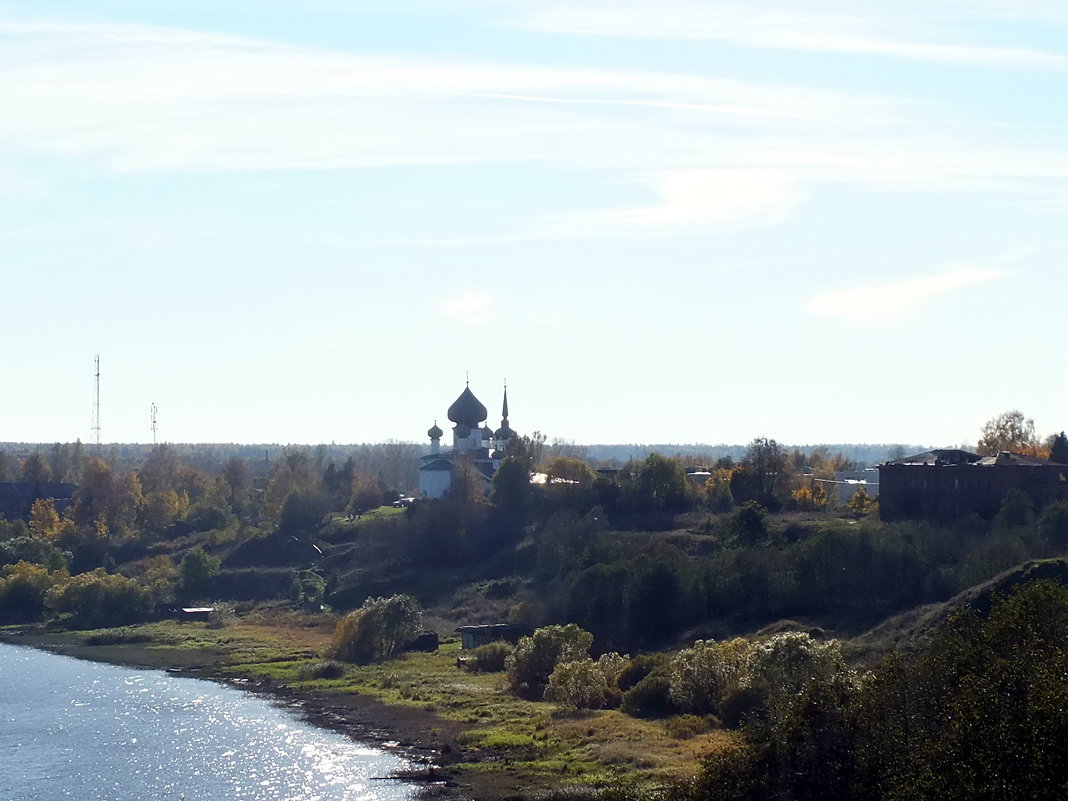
<box><xmin>0</xmin><ymin>630</ymin><xmax>490</xmax><ymax>801</ymax></box>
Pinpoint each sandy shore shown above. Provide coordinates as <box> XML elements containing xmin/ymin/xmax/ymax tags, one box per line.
<box><xmin>0</xmin><ymin>629</ymin><xmax>507</xmax><ymax>801</ymax></box>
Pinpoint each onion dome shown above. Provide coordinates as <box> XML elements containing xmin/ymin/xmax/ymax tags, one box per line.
<box><xmin>447</xmin><ymin>384</ymin><xmax>488</xmax><ymax>429</ymax></box>
<box><xmin>481</xmin><ymin>423</ymin><xmax>494</xmax><ymax>439</ymax></box>
<box><xmin>428</xmin><ymin>421</ymin><xmax>443</xmax><ymax>439</ymax></box>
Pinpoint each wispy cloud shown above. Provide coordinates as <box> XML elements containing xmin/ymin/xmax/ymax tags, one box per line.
<box><xmin>504</xmin><ymin>1</ymin><xmax>1068</xmax><ymax>69</ymax></box>
<box><xmin>537</xmin><ymin>169</ymin><xmax>805</xmax><ymax>235</ymax></box>
<box><xmin>441</xmin><ymin>290</ymin><xmax>494</xmax><ymax>324</ymax></box>
<box><xmin>806</xmin><ymin>264</ymin><xmax>1008</xmax><ymax>324</ymax></box>
<box><xmin>1</xmin><ymin>15</ymin><xmax>1067</xmax><ymax>238</ymax></box>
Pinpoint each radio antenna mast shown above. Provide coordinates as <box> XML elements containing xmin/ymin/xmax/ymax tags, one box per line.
<box><xmin>150</xmin><ymin>403</ymin><xmax>158</xmax><ymax>445</ymax></box>
<box><xmin>91</xmin><ymin>355</ymin><xmax>101</xmax><ymax>448</ymax></box>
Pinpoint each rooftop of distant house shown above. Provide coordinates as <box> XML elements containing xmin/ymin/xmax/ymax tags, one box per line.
<box><xmin>883</xmin><ymin>449</ymin><xmax>1068</xmax><ymax>468</ymax></box>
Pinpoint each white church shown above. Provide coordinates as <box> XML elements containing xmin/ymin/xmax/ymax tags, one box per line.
<box><xmin>417</xmin><ymin>382</ymin><xmax>515</xmax><ymax>499</ymax></box>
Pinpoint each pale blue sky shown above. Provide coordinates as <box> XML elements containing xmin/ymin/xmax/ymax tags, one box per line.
<box><xmin>2</xmin><ymin>1</ymin><xmax>1066</xmax><ymax>447</ymax></box>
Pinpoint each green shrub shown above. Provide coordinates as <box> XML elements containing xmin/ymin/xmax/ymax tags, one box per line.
<box><xmin>471</xmin><ymin>640</ymin><xmax>512</xmax><ymax>672</ymax></box>
<box><xmin>44</xmin><ymin>569</ymin><xmax>151</xmax><ymax>629</ymax></box>
<box><xmin>718</xmin><ymin>685</ymin><xmax>765</xmax><ymax>729</ymax></box>
<box><xmin>546</xmin><ymin>658</ymin><xmax>614</xmax><ymax>710</ymax></box>
<box><xmin>666</xmin><ymin>714</ymin><xmax>717</xmax><ymax>739</ymax></box>
<box><xmin>0</xmin><ymin>561</ymin><xmax>61</xmax><ymax>622</ymax></box>
<box><xmin>506</xmin><ymin>623</ymin><xmax>594</xmax><ymax>699</ymax></box>
<box><xmin>180</xmin><ymin>547</ymin><xmax>220</xmax><ymax>598</ymax></box>
<box><xmin>1038</xmin><ymin>500</ymin><xmax>1068</xmax><ymax>547</ymax></box>
<box><xmin>208</xmin><ymin>603</ymin><xmax>236</xmax><ymax>629</ymax></box>
<box><xmin>617</xmin><ymin>653</ymin><xmax>669</xmax><ymax>692</ymax></box>
<box><xmin>669</xmin><ymin>638</ymin><xmax>752</xmax><ymax>716</ymax></box>
<box><xmin>297</xmin><ymin>660</ymin><xmax>348</xmax><ymax>680</ymax></box>
<box><xmin>621</xmin><ymin>674</ymin><xmax>675</xmax><ymax>718</ymax></box>
<box><xmin>85</xmin><ymin>628</ymin><xmax>150</xmax><ymax>646</ymax></box>
<box><xmin>545</xmin><ymin>653</ymin><xmax>628</xmax><ymax>711</ymax></box>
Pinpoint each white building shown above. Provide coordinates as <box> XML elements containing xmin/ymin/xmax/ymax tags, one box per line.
<box><xmin>417</xmin><ymin>382</ymin><xmax>515</xmax><ymax>499</ymax></box>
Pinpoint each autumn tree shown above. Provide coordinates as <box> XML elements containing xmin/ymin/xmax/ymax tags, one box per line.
<box><xmin>792</xmin><ymin>482</ymin><xmax>827</xmax><ymax>511</ymax></box>
<box><xmin>48</xmin><ymin>441</ymin><xmax>85</xmax><ymax>483</ymax></box>
<box><xmin>328</xmin><ymin>594</ymin><xmax>422</xmax><ymax>664</ymax></box>
<box><xmin>347</xmin><ymin>472</ymin><xmax>384</xmax><ymax>516</ymax></box>
<box><xmin>0</xmin><ymin>561</ymin><xmax>63</xmax><ymax>621</ymax></box>
<box><xmin>1048</xmin><ymin>431</ymin><xmax>1068</xmax><ymax>465</ymax></box>
<box><xmin>738</xmin><ymin>437</ymin><xmax>788</xmax><ymax>506</ymax></box>
<box><xmin>17</xmin><ymin>453</ymin><xmax>51</xmax><ymax>483</ymax></box>
<box><xmin>848</xmin><ymin>487</ymin><xmax>875</xmax><ymax>517</ymax></box>
<box><xmin>27</xmin><ymin>499</ymin><xmax>61</xmax><ymax>541</ymax></box>
<box><xmin>220</xmin><ymin>457</ymin><xmax>252</xmax><ymax>516</ymax></box>
<box><xmin>977</xmin><ymin>410</ymin><xmax>1039</xmax><ymax>456</ymax></box>
<box><xmin>180</xmin><ymin>547</ymin><xmax>220</xmax><ymax>597</ymax></box>
<box><xmin>543</xmin><ymin>457</ymin><xmax>597</xmax><ymax>484</ymax></box>
<box><xmin>139</xmin><ymin>444</ymin><xmax>181</xmax><ymax>493</ymax></box>
<box><xmin>262</xmin><ymin>451</ymin><xmax>322</xmax><ymax>524</ymax></box>
<box><xmin>72</xmin><ymin>457</ymin><xmax>116</xmax><ymax>527</ymax></box>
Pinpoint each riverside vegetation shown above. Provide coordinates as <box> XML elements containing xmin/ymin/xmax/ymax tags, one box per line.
<box><xmin>1</xmin><ymin>427</ymin><xmax>1068</xmax><ymax>800</ymax></box>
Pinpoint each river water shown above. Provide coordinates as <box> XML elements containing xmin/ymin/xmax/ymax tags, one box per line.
<box><xmin>0</xmin><ymin>644</ymin><xmax>418</xmax><ymax>801</ymax></box>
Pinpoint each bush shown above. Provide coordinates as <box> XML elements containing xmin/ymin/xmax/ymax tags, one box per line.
<box><xmin>328</xmin><ymin>594</ymin><xmax>422</xmax><ymax>664</ymax></box>
<box><xmin>545</xmin><ymin>652</ymin><xmax>628</xmax><ymax>710</ymax></box>
<box><xmin>718</xmin><ymin>685</ymin><xmax>765</xmax><ymax>729</ymax></box>
<box><xmin>669</xmin><ymin>638</ymin><xmax>752</xmax><ymax>716</ymax></box>
<box><xmin>506</xmin><ymin>623</ymin><xmax>594</xmax><ymax>699</ymax></box>
<box><xmin>44</xmin><ymin>569</ymin><xmax>152</xmax><ymax>629</ymax></box>
<box><xmin>617</xmin><ymin>653</ymin><xmax>669</xmax><ymax>692</ymax></box>
<box><xmin>1038</xmin><ymin>500</ymin><xmax>1068</xmax><ymax>547</ymax></box>
<box><xmin>470</xmin><ymin>641</ymin><xmax>512</xmax><ymax>672</ymax></box>
<box><xmin>666</xmin><ymin>714</ymin><xmax>717</xmax><ymax>739</ymax></box>
<box><xmin>180</xmin><ymin>547</ymin><xmax>220</xmax><ymax>598</ymax></box>
<box><xmin>208</xmin><ymin>603</ymin><xmax>236</xmax><ymax>628</ymax></box>
<box><xmin>85</xmin><ymin>628</ymin><xmax>150</xmax><ymax>646</ymax></box>
<box><xmin>546</xmin><ymin>658</ymin><xmax>614</xmax><ymax>710</ymax></box>
<box><xmin>621</xmin><ymin>674</ymin><xmax>675</xmax><ymax>718</ymax></box>
<box><xmin>0</xmin><ymin>561</ymin><xmax>62</xmax><ymax>622</ymax></box>
<box><xmin>730</xmin><ymin>502</ymin><xmax>772</xmax><ymax>545</ymax></box>
<box><xmin>297</xmin><ymin>660</ymin><xmax>349</xmax><ymax>680</ymax></box>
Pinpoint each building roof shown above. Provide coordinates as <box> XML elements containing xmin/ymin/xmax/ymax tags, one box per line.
<box><xmin>885</xmin><ymin>449</ymin><xmax>981</xmax><ymax>466</ymax></box>
<box><xmin>884</xmin><ymin>449</ymin><xmax>1067</xmax><ymax>468</ymax></box>
<box><xmin>0</xmin><ymin>481</ymin><xmax>77</xmax><ymax>498</ymax></box>
<box><xmin>977</xmin><ymin>452</ymin><xmax>1068</xmax><ymax>468</ymax></box>
<box><xmin>419</xmin><ymin>459</ymin><xmax>454</xmax><ymax>472</ymax></box>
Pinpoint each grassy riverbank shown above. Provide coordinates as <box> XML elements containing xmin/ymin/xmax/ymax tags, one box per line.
<box><xmin>0</xmin><ymin>610</ymin><xmax>731</xmax><ymax>801</ymax></box>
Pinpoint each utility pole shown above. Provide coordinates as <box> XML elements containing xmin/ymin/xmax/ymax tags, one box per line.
<box><xmin>150</xmin><ymin>403</ymin><xmax>158</xmax><ymax>445</ymax></box>
<box><xmin>91</xmin><ymin>355</ymin><xmax>101</xmax><ymax>449</ymax></box>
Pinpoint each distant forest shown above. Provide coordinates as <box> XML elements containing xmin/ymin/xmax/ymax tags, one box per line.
<box><xmin>0</xmin><ymin>440</ymin><xmax>925</xmax><ymax>490</ymax></box>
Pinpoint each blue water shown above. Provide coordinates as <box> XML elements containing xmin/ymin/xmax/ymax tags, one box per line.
<box><xmin>0</xmin><ymin>644</ymin><xmax>418</xmax><ymax>801</ymax></box>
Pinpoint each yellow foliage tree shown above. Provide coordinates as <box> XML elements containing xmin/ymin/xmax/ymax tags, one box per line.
<box><xmin>28</xmin><ymin>498</ymin><xmax>61</xmax><ymax>541</ymax></box>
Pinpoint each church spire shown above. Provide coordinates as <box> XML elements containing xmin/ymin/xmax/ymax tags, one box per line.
<box><xmin>494</xmin><ymin>381</ymin><xmax>514</xmax><ymax>445</ymax></box>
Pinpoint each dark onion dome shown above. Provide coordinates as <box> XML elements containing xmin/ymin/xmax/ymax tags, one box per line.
<box><xmin>494</xmin><ymin>423</ymin><xmax>515</xmax><ymax>440</ymax></box>
<box><xmin>447</xmin><ymin>385</ymin><xmax>488</xmax><ymax>428</ymax></box>
<box><xmin>481</xmin><ymin>424</ymin><xmax>494</xmax><ymax>439</ymax></box>
<box><xmin>428</xmin><ymin>422</ymin><xmax>443</xmax><ymax>439</ymax></box>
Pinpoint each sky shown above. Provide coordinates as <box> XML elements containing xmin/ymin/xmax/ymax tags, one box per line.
<box><xmin>2</xmin><ymin>1</ymin><xmax>1067</xmax><ymax>448</ymax></box>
